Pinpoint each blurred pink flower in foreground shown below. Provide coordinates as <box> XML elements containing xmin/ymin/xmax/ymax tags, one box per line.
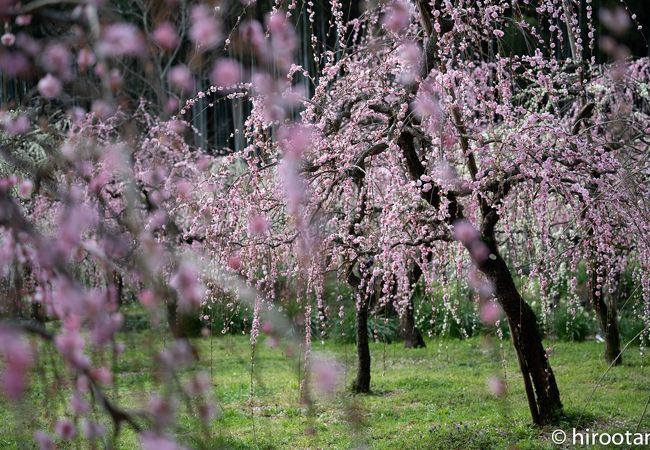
<box><xmin>170</xmin><ymin>262</ymin><xmax>205</xmax><ymax>311</ymax></box>
<box><xmin>0</xmin><ymin>330</ymin><xmax>33</xmax><ymax>401</ymax></box>
<box><xmin>34</xmin><ymin>431</ymin><xmax>55</xmax><ymax>450</ymax></box>
<box><xmin>2</xmin><ymin>114</ymin><xmax>29</xmax><ymax>135</ymax></box>
<box><xmin>211</xmin><ymin>58</ymin><xmax>242</xmax><ymax>87</ymax></box>
<box><xmin>153</xmin><ymin>22</ymin><xmax>178</xmax><ymax>50</ymax></box>
<box><xmin>77</xmin><ymin>48</ymin><xmax>96</xmax><ymax>71</ymax></box>
<box><xmin>487</xmin><ymin>376</ymin><xmax>506</xmax><ymax>397</ymax></box>
<box><xmin>54</xmin><ymin>419</ymin><xmax>76</xmax><ymax>440</ymax></box>
<box><xmin>38</xmin><ymin>74</ymin><xmax>62</xmax><ymax>99</ymax></box>
<box><xmin>311</xmin><ymin>356</ymin><xmax>343</xmax><ymax>396</ymax></box>
<box><xmin>168</xmin><ymin>65</ymin><xmax>194</xmax><ymax>92</ymax></box>
<box><xmin>248</xmin><ymin>214</ymin><xmax>269</xmax><ymax>236</ymax></box>
<box><xmin>479</xmin><ymin>301</ymin><xmax>503</xmax><ymax>326</ymax></box>
<box><xmin>599</xmin><ymin>7</ymin><xmax>631</xmax><ymax>36</ymax></box>
<box><xmin>1</xmin><ymin>32</ymin><xmax>15</xmax><ymax>46</ymax></box>
<box><xmin>190</xmin><ymin>5</ymin><xmax>221</xmax><ymax>50</ymax></box>
<box><xmin>383</xmin><ymin>0</ymin><xmax>411</xmax><ymax>32</ymax></box>
<box><xmin>98</xmin><ymin>23</ymin><xmax>147</xmax><ymax>57</ymax></box>
<box><xmin>140</xmin><ymin>432</ymin><xmax>188</xmax><ymax>450</ymax></box>
<box><xmin>453</xmin><ymin>220</ymin><xmax>479</xmax><ymax>245</ymax></box>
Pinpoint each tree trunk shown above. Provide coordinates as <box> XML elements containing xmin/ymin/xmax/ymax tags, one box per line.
<box><xmin>401</xmin><ymin>265</ymin><xmax>426</xmax><ymax>348</ymax></box>
<box><xmin>594</xmin><ymin>297</ymin><xmax>622</xmax><ymax>366</ymax></box>
<box><xmin>479</xmin><ymin>252</ymin><xmax>563</xmax><ymax>425</ymax></box>
<box><xmin>401</xmin><ymin>301</ymin><xmax>425</xmax><ymax>348</ymax></box>
<box><xmin>353</xmin><ymin>294</ymin><xmax>371</xmax><ymax>393</ymax></box>
<box><xmin>114</xmin><ymin>270</ymin><xmax>124</xmax><ymax>309</ymax></box>
<box><xmin>31</xmin><ymin>301</ymin><xmax>45</xmax><ymax>323</ymax></box>
<box><xmin>591</xmin><ymin>268</ymin><xmax>622</xmax><ymax>365</ymax></box>
<box><xmin>8</xmin><ymin>265</ymin><xmax>25</xmax><ymax>319</ymax></box>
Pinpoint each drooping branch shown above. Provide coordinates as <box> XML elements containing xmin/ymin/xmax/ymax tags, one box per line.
<box><xmin>3</xmin><ymin>320</ymin><xmax>143</xmax><ymax>435</ymax></box>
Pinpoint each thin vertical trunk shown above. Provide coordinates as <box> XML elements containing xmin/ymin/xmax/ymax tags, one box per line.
<box><xmin>594</xmin><ymin>296</ymin><xmax>622</xmax><ymax>365</ymax></box>
<box><xmin>478</xmin><ymin>250</ymin><xmax>563</xmax><ymax>425</ymax></box>
<box><xmin>353</xmin><ymin>293</ymin><xmax>371</xmax><ymax>393</ymax></box>
<box><xmin>167</xmin><ymin>299</ymin><xmax>180</xmax><ymax>337</ymax></box>
<box><xmin>113</xmin><ymin>270</ymin><xmax>124</xmax><ymax>309</ymax></box>
<box><xmin>9</xmin><ymin>265</ymin><xmax>24</xmax><ymax>318</ymax></box>
<box><xmin>401</xmin><ymin>264</ymin><xmax>426</xmax><ymax>348</ymax></box>
<box><xmin>591</xmin><ymin>267</ymin><xmax>622</xmax><ymax>365</ymax></box>
<box><xmin>31</xmin><ymin>300</ymin><xmax>45</xmax><ymax>323</ymax></box>
<box><xmin>401</xmin><ymin>299</ymin><xmax>425</xmax><ymax>348</ymax></box>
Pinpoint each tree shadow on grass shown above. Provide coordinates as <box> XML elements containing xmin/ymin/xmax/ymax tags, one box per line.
<box><xmin>350</xmin><ymin>387</ymin><xmax>394</xmax><ymax>397</ymax></box>
<box><xmin>191</xmin><ymin>434</ymin><xmax>277</xmax><ymax>450</ymax></box>
<box><xmin>556</xmin><ymin>408</ymin><xmax>601</xmax><ymax>430</ymax></box>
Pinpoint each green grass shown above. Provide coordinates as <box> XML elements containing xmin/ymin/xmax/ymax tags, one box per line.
<box><xmin>1</xmin><ymin>332</ymin><xmax>649</xmax><ymax>449</ymax></box>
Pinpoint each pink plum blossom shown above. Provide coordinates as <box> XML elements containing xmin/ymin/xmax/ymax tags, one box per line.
<box><xmin>153</xmin><ymin>22</ymin><xmax>178</xmax><ymax>50</ymax></box>
<box><xmin>198</xmin><ymin>401</ymin><xmax>217</xmax><ymax>422</ymax></box>
<box><xmin>17</xmin><ymin>179</ymin><xmax>32</xmax><ymax>197</ymax></box>
<box><xmin>81</xmin><ymin>420</ymin><xmax>106</xmax><ymax>439</ymax></box>
<box><xmin>311</xmin><ymin>356</ymin><xmax>342</xmax><ymax>396</ymax></box>
<box><xmin>91</xmin><ymin>100</ymin><xmax>115</xmax><ymax>120</ymax></box>
<box><xmin>227</xmin><ymin>254</ymin><xmax>242</xmax><ymax>271</ymax></box>
<box><xmin>248</xmin><ymin>214</ymin><xmax>268</xmax><ymax>236</ymax></box>
<box><xmin>0</xmin><ymin>51</ymin><xmax>30</xmax><ymax>77</ymax></box>
<box><xmin>383</xmin><ymin>0</ymin><xmax>411</xmax><ymax>32</ymax></box>
<box><xmin>91</xmin><ymin>367</ymin><xmax>113</xmax><ymax>385</ymax></box>
<box><xmin>139</xmin><ymin>432</ymin><xmax>187</xmax><ymax>450</ymax></box>
<box><xmin>55</xmin><ymin>331</ymin><xmax>89</xmax><ymax>369</ymax></box>
<box><xmin>469</xmin><ymin>240</ymin><xmax>491</xmax><ymax>263</ymax></box>
<box><xmin>0</xmin><ymin>331</ymin><xmax>33</xmax><ymax>401</ymax></box>
<box><xmin>190</xmin><ymin>5</ymin><xmax>221</xmax><ymax>50</ymax></box>
<box><xmin>266</xmin><ymin>11</ymin><xmax>296</xmax><ymax>67</ymax></box>
<box><xmin>452</xmin><ymin>220</ymin><xmax>479</xmax><ymax>245</ymax></box>
<box><xmin>487</xmin><ymin>376</ymin><xmax>506</xmax><ymax>397</ymax></box>
<box><xmin>15</xmin><ymin>15</ymin><xmax>31</xmax><ymax>26</ymax></box>
<box><xmin>599</xmin><ymin>7</ymin><xmax>631</xmax><ymax>36</ymax></box>
<box><xmin>398</xmin><ymin>40</ymin><xmax>421</xmax><ymax>83</ymax></box>
<box><xmin>2</xmin><ymin>114</ymin><xmax>29</xmax><ymax>135</ymax></box>
<box><xmin>168</xmin><ymin>65</ymin><xmax>194</xmax><ymax>92</ymax></box>
<box><xmin>54</xmin><ymin>419</ymin><xmax>76</xmax><ymax>440</ymax></box>
<box><xmin>170</xmin><ymin>263</ymin><xmax>205</xmax><ymax>311</ymax></box>
<box><xmin>210</xmin><ymin>58</ymin><xmax>242</xmax><ymax>87</ymax></box>
<box><xmin>70</xmin><ymin>391</ymin><xmax>91</xmax><ymax>415</ymax></box>
<box><xmin>98</xmin><ymin>23</ymin><xmax>147</xmax><ymax>57</ymax></box>
<box><xmin>37</xmin><ymin>74</ymin><xmax>62</xmax><ymax>99</ymax></box>
<box><xmin>480</xmin><ymin>301</ymin><xmax>503</xmax><ymax>326</ymax></box>
<box><xmin>41</xmin><ymin>43</ymin><xmax>72</xmax><ymax>79</ymax></box>
<box><xmin>149</xmin><ymin>395</ymin><xmax>177</xmax><ymax>426</ymax></box>
<box><xmin>139</xmin><ymin>289</ymin><xmax>157</xmax><ymax>309</ymax></box>
<box><xmin>240</xmin><ymin>20</ymin><xmax>266</xmax><ymax>54</ymax></box>
<box><xmin>1</xmin><ymin>32</ymin><xmax>15</xmax><ymax>46</ymax></box>
<box><xmin>34</xmin><ymin>432</ymin><xmax>55</xmax><ymax>450</ymax></box>
<box><xmin>77</xmin><ymin>48</ymin><xmax>95</xmax><ymax>70</ymax></box>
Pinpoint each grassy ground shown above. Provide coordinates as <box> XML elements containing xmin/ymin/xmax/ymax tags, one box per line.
<box><xmin>1</xmin><ymin>332</ymin><xmax>649</xmax><ymax>449</ymax></box>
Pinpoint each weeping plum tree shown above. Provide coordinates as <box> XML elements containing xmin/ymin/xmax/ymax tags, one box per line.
<box><xmin>195</xmin><ymin>0</ymin><xmax>650</xmax><ymax>424</ymax></box>
<box><xmin>0</xmin><ymin>0</ymin><xmax>649</xmax><ymax>446</ymax></box>
<box><xmin>504</xmin><ymin>56</ymin><xmax>650</xmax><ymax>366</ymax></box>
<box><xmin>0</xmin><ymin>1</ymin><xmax>279</xmax><ymax>447</ymax></box>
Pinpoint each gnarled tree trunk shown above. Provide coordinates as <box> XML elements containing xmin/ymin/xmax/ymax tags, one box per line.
<box><xmin>478</xmin><ymin>249</ymin><xmax>563</xmax><ymax>425</ymax></box>
<box><xmin>394</xmin><ymin>1</ymin><xmax>563</xmax><ymax>421</ymax></box>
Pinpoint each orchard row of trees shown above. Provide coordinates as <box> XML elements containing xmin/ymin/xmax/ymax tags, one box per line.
<box><xmin>0</xmin><ymin>0</ymin><xmax>649</xmax><ymax>447</ymax></box>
